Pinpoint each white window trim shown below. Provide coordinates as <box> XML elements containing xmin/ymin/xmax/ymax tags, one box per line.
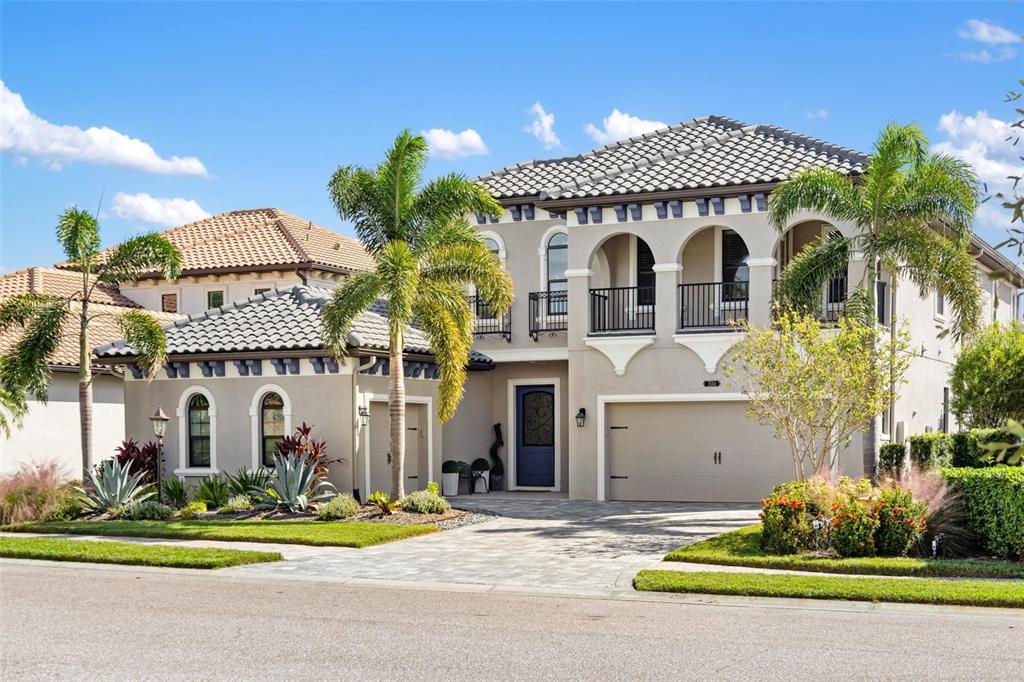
<box><xmin>175</xmin><ymin>386</ymin><xmax>218</xmax><ymax>475</ymax></box>
<box><xmin>249</xmin><ymin>384</ymin><xmax>293</xmax><ymax>470</ymax></box>
<box><xmin>934</xmin><ymin>290</ymin><xmax>947</xmax><ymax>323</ymax></box>
<box><xmin>160</xmin><ymin>289</ymin><xmax>181</xmax><ymax>314</ymax></box>
<box><xmin>507</xmin><ymin>378</ymin><xmax>561</xmax><ymax>492</ymax></box>
<box><xmin>477</xmin><ymin>230</ymin><xmax>507</xmax><ymax>264</ymax></box>
<box><xmin>358</xmin><ymin>392</ymin><xmax>434</xmax><ymax>498</ymax></box>
<box><xmin>537</xmin><ymin>225</ymin><xmax>568</xmax><ymax>292</ymax></box>
<box><xmin>205</xmin><ymin>286</ymin><xmax>226</xmax><ymax>310</ymax></box>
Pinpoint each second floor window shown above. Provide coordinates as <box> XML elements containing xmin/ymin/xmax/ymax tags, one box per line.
<box><xmin>161</xmin><ymin>293</ymin><xmax>178</xmax><ymax>313</ymax></box>
<box><xmin>187</xmin><ymin>394</ymin><xmax>211</xmax><ymax>468</ymax></box>
<box><xmin>935</xmin><ymin>290</ymin><xmax>946</xmax><ymax>319</ymax></box>
<box><xmin>207</xmin><ymin>290</ymin><xmax>225</xmax><ymax>309</ymax></box>
<box><xmin>546</xmin><ymin>233</ymin><xmax>567</xmax><ymax>314</ymax></box>
<box><xmin>721</xmin><ymin>229</ymin><xmax>750</xmax><ymax>301</ymax></box>
<box><xmin>483</xmin><ymin>237</ymin><xmax>500</xmax><ymax>261</ymax></box>
<box><xmin>636</xmin><ymin>239</ymin><xmax>655</xmax><ymax>306</ymax></box>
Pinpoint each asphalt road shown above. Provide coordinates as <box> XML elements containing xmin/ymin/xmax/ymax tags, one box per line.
<box><xmin>1</xmin><ymin>562</ymin><xmax>1021</xmax><ymax>681</ymax></box>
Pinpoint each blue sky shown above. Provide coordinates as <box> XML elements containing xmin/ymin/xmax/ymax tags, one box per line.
<box><xmin>1</xmin><ymin>1</ymin><xmax>1021</xmax><ymax>272</ymax></box>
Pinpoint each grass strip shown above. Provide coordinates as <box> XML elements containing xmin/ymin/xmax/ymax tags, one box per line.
<box><xmin>7</xmin><ymin>519</ymin><xmax>437</xmax><ymax>548</ymax></box>
<box><xmin>665</xmin><ymin>525</ymin><xmax>1024</xmax><ymax>579</ymax></box>
<box><xmin>0</xmin><ymin>536</ymin><xmax>281</xmax><ymax>569</ymax></box>
<box><xmin>634</xmin><ymin>570</ymin><xmax>1024</xmax><ymax>609</ymax></box>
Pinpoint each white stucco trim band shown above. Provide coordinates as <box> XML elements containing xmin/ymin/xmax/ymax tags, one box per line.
<box><xmin>248</xmin><ymin>384</ymin><xmax>293</xmax><ymax>470</ymax></box>
<box><xmin>673</xmin><ymin>332</ymin><xmax>746</xmax><ymax>374</ymax></box>
<box><xmin>595</xmin><ymin>392</ymin><xmax>749</xmax><ymax>501</ymax></box>
<box><xmin>564</xmin><ymin>268</ymin><xmax>593</xmax><ymax>279</ymax></box>
<box><xmin>175</xmin><ymin>385</ymin><xmax>217</xmax><ymax>476</ymax></box>
<box><xmin>584</xmin><ymin>335</ymin><xmax>655</xmax><ymax>376</ymax></box>
<box><xmin>482</xmin><ymin>347</ymin><xmax>569</xmax><ymax>363</ymax></box>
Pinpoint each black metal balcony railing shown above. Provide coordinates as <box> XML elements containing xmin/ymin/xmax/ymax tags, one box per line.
<box><xmin>468</xmin><ymin>295</ymin><xmax>511</xmax><ymax>342</ymax></box>
<box><xmin>677</xmin><ymin>282</ymin><xmax>749</xmax><ymax>330</ymax></box>
<box><xmin>529</xmin><ymin>291</ymin><xmax>568</xmax><ymax>340</ymax></box>
<box><xmin>589</xmin><ymin>286</ymin><xmax>655</xmax><ymax>334</ymax></box>
<box><xmin>820</xmin><ymin>277</ymin><xmax>848</xmax><ymax>323</ymax></box>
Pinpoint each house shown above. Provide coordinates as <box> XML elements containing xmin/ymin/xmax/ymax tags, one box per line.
<box><xmin>100</xmin><ymin>117</ymin><xmax>1024</xmax><ymax>503</ymax></box>
<box><xmin>0</xmin><ymin>267</ymin><xmax>181</xmax><ymax>474</ymax></box>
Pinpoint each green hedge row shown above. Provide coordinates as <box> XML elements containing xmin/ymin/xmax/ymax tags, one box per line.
<box><xmin>906</xmin><ymin>429</ymin><xmax>1019</xmax><ymax>469</ymax></box>
<box><xmin>942</xmin><ymin>467</ymin><xmax>1024</xmax><ymax>559</ymax></box>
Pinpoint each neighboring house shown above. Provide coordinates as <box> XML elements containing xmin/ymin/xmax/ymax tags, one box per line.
<box><xmin>101</xmin><ymin>119</ymin><xmax>1024</xmax><ymax>504</ymax></box>
<box><xmin>0</xmin><ymin>267</ymin><xmax>181</xmax><ymax>475</ymax></box>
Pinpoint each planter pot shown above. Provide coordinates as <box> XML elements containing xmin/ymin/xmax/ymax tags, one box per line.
<box><xmin>490</xmin><ymin>473</ymin><xmax>503</xmax><ymax>492</ymax></box>
<box><xmin>442</xmin><ymin>472</ymin><xmax>460</xmax><ymax>497</ymax></box>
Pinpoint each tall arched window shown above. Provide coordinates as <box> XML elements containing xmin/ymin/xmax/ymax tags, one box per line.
<box><xmin>260</xmin><ymin>392</ymin><xmax>286</xmax><ymax>467</ymax></box>
<box><xmin>546</xmin><ymin>232</ymin><xmax>568</xmax><ymax>313</ymax></box>
<box><xmin>483</xmin><ymin>237</ymin><xmax>500</xmax><ymax>260</ymax></box>
<box><xmin>187</xmin><ymin>394</ymin><xmax>211</xmax><ymax>468</ymax></box>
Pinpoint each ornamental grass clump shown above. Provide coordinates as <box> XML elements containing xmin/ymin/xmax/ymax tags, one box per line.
<box><xmin>0</xmin><ymin>461</ymin><xmax>81</xmax><ymax>524</ymax></box>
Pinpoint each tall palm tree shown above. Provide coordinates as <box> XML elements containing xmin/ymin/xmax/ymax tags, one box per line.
<box><xmin>322</xmin><ymin>131</ymin><xmax>513</xmax><ymax>499</ymax></box>
<box><xmin>769</xmin><ymin>123</ymin><xmax>982</xmax><ymax>478</ymax></box>
<box><xmin>0</xmin><ymin>208</ymin><xmax>182</xmax><ymax>479</ymax></box>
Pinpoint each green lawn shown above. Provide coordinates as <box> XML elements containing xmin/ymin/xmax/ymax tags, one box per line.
<box><xmin>634</xmin><ymin>570</ymin><xmax>1024</xmax><ymax>608</ymax></box>
<box><xmin>0</xmin><ymin>536</ymin><xmax>281</xmax><ymax>569</ymax></box>
<box><xmin>665</xmin><ymin>525</ymin><xmax>1024</xmax><ymax>579</ymax></box>
<box><xmin>7</xmin><ymin>519</ymin><xmax>437</xmax><ymax>548</ymax></box>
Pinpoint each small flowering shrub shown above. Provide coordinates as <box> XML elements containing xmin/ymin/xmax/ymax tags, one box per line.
<box><xmin>111</xmin><ymin>500</ymin><xmax>173</xmax><ymax>521</ymax></box>
<box><xmin>217</xmin><ymin>495</ymin><xmax>253</xmax><ymax>514</ymax></box>
<box><xmin>177</xmin><ymin>500</ymin><xmax>208</xmax><ymax>519</ymax></box>
<box><xmin>829</xmin><ymin>498</ymin><xmax>879</xmax><ymax>557</ymax></box>
<box><xmin>760</xmin><ymin>493</ymin><xmax>812</xmax><ymax>555</ymax></box>
<box><xmin>317</xmin><ymin>493</ymin><xmax>360</xmax><ymax>520</ymax></box>
<box><xmin>401</xmin><ymin>489</ymin><xmax>451</xmax><ymax>515</ymax></box>
<box><xmin>873</xmin><ymin>487</ymin><xmax>927</xmax><ymax>557</ymax></box>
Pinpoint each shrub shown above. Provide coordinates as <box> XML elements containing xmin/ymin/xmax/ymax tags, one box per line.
<box><xmin>45</xmin><ymin>492</ymin><xmax>86</xmax><ymax>522</ymax></box>
<box><xmin>79</xmin><ymin>459</ymin><xmax>154</xmax><ymax>512</ymax></box>
<box><xmin>178</xmin><ymin>501</ymin><xmax>208</xmax><ymax>519</ymax></box>
<box><xmin>252</xmin><ymin>453</ymin><xmax>336</xmax><ymax>513</ymax></box>
<box><xmin>759</xmin><ymin>492</ymin><xmax>812</xmax><ymax>555</ymax></box>
<box><xmin>317</xmin><ymin>494</ymin><xmax>360</xmax><ymax>520</ymax></box>
<box><xmin>225</xmin><ymin>468</ymin><xmax>270</xmax><ymax>497</ymax></box>
<box><xmin>829</xmin><ymin>498</ymin><xmax>879</xmax><ymax>557</ymax></box>
<box><xmin>426</xmin><ymin>481</ymin><xmax>440</xmax><ymax>496</ymax></box>
<box><xmin>114</xmin><ymin>439</ymin><xmax>159</xmax><ymax>485</ymax></box>
<box><xmin>908</xmin><ymin>433</ymin><xmax>953</xmax><ymax>469</ymax></box>
<box><xmin>275</xmin><ymin>423</ymin><xmax>340</xmax><ymax>484</ymax></box>
<box><xmin>217</xmin><ymin>495</ymin><xmax>253</xmax><ymax>514</ymax></box>
<box><xmin>161</xmin><ymin>477</ymin><xmax>190</xmax><ymax>508</ymax></box>
<box><xmin>950</xmin><ymin>429</ymin><xmax>1019</xmax><ymax>468</ymax></box>
<box><xmin>367</xmin><ymin>490</ymin><xmax>396</xmax><ymax>515</ymax></box>
<box><xmin>401</xmin><ymin>489</ymin><xmax>451</xmax><ymax>515</ymax></box>
<box><xmin>471</xmin><ymin>458</ymin><xmax>490</xmax><ymax>472</ymax></box>
<box><xmin>942</xmin><ymin>466</ymin><xmax>1024</xmax><ymax>559</ymax></box>
<box><xmin>879</xmin><ymin>443</ymin><xmax>907</xmax><ymax>475</ymax></box>
<box><xmin>873</xmin><ymin>486</ymin><xmax>927</xmax><ymax>557</ymax></box>
<box><xmin>112</xmin><ymin>500</ymin><xmax>173</xmax><ymax>521</ymax></box>
<box><xmin>194</xmin><ymin>476</ymin><xmax>230</xmax><ymax>509</ymax></box>
<box><xmin>441</xmin><ymin>460</ymin><xmax>461</xmax><ymax>474</ymax></box>
<box><xmin>949</xmin><ymin>322</ymin><xmax>1024</xmax><ymax>428</ymax></box>
<box><xmin>0</xmin><ymin>462</ymin><xmax>77</xmax><ymax>524</ymax></box>
<box><xmin>897</xmin><ymin>467</ymin><xmax>973</xmax><ymax>557</ymax></box>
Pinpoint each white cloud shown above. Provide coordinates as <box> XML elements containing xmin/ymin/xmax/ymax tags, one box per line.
<box><xmin>584</xmin><ymin>109</ymin><xmax>667</xmax><ymax>145</ymax></box>
<box><xmin>524</xmin><ymin>102</ymin><xmax>560</xmax><ymax>149</ymax></box>
<box><xmin>956</xmin><ymin>19</ymin><xmax>1020</xmax><ymax>63</ymax></box>
<box><xmin>421</xmin><ymin>128</ymin><xmax>488</xmax><ymax>159</ymax></box>
<box><xmin>805</xmin><ymin>109</ymin><xmax>830</xmax><ymax>120</ymax></box>
<box><xmin>0</xmin><ymin>81</ymin><xmax>208</xmax><ymax>176</ymax></box>
<box><xmin>111</xmin><ymin>192</ymin><xmax>211</xmax><ymax>227</ymax></box>
<box><xmin>932</xmin><ymin>110</ymin><xmax>1020</xmax><ymax>231</ymax></box>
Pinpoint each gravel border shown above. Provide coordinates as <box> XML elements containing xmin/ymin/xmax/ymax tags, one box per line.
<box><xmin>436</xmin><ymin>511</ymin><xmax>501</xmax><ymax>530</ymax></box>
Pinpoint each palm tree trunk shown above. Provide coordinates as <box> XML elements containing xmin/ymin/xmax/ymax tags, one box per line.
<box><xmin>79</xmin><ymin>298</ymin><xmax>93</xmax><ymax>481</ymax></box>
<box><xmin>388</xmin><ymin>329</ymin><xmax>406</xmax><ymax>500</ymax></box>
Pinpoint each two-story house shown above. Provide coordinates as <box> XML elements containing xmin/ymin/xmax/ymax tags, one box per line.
<box><xmin>99</xmin><ymin>117</ymin><xmax>1022</xmax><ymax>504</ymax></box>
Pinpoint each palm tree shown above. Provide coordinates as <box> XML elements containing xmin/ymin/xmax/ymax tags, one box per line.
<box><xmin>322</xmin><ymin>130</ymin><xmax>513</xmax><ymax>499</ymax></box>
<box><xmin>0</xmin><ymin>208</ymin><xmax>182</xmax><ymax>479</ymax></box>
<box><xmin>769</xmin><ymin>123</ymin><xmax>982</xmax><ymax>478</ymax></box>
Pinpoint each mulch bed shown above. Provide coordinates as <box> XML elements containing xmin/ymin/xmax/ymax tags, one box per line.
<box><xmin>174</xmin><ymin>505</ymin><xmax>470</xmax><ymax>526</ymax></box>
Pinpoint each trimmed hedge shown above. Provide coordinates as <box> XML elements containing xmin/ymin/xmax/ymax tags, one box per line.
<box><xmin>942</xmin><ymin>466</ymin><xmax>1024</xmax><ymax>559</ymax></box>
<box><xmin>908</xmin><ymin>433</ymin><xmax>953</xmax><ymax>469</ymax></box>
<box><xmin>878</xmin><ymin>443</ymin><xmax>907</xmax><ymax>473</ymax></box>
<box><xmin>907</xmin><ymin>429</ymin><xmax>1019</xmax><ymax>469</ymax></box>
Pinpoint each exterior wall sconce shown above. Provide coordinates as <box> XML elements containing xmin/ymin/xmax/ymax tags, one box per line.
<box><xmin>575</xmin><ymin>408</ymin><xmax>586</xmax><ymax>428</ymax></box>
<box><xmin>358</xmin><ymin>405</ymin><xmax>370</xmax><ymax>427</ymax></box>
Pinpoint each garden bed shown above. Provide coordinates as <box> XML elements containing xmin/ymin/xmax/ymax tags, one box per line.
<box><xmin>203</xmin><ymin>505</ymin><xmax>469</xmax><ymax>526</ymax></box>
<box><xmin>0</xmin><ymin>536</ymin><xmax>282</xmax><ymax>569</ymax></box>
<box><xmin>664</xmin><ymin>525</ymin><xmax>1024</xmax><ymax>579</ymax></box>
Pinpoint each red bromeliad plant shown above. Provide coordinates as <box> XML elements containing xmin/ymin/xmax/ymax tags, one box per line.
<box><xmin>114</xmin><ymin>439</ymin><xmax>159</xmax><ymax>485</ymax></box>
<box><xmin>274</xmin><ymin>423</ymin><xmax>341</xmax><ymax>483</ymax></box>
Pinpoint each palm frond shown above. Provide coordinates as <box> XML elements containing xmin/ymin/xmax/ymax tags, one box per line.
<box><xmin>1</xmin><ymin>296</ymin><xmax>71</xmax><ymax>402</ymax></box>
<box><xmin>421</xmin><ymin>239</ymin><xmax>514</xmax><ymax>315</ymax></box>
<box><xmin>0</xmin><ymin>293</ymin><xmax>55</xmax><ymax>334</ymax></box>
<box><xmin>321</xmin><ymin>271</ymin><xmax>384</xmax><ymax>358</ymax></box>
<box><xmin>327</xmin><ymin>164</ymin><xmax>388</xmax><ymax>253</ymax></box>
<box><xmin>55</xmin><ymin>207</ymin><xmax>100</xmax><ymax>266</ymax></box>
<box><xmin>768</xmin><ymin>166</ymin><xmax>863</xmax><ymax>231</ymax></box>
<box><xmin>412</xmin><ymin>279</ymin><xmax>474</xmax><ymax>421</ymax></box>
<box><xmin>376</xmin><ymin>240</ymin><xmax>419</xmax><ymax>341</ymax></box>
<box><xmin>116</xmin><ymin>310</ymin><xmax>169</xmax><ymax>380</ymax></box>
<box><xmin>377</xmin><ymin>130</ymin><xmax>428</xmax><ymax>242</ymax></box>
<box><xmin>0</xmin><ymin>363</ymin><xmax>28</xmax><ymax>438</ymax></box>
<box><xmin>411</xmin><ymin>174</ymin><xmax>501</xmax><ymax>248</ymax></box>
<box><xmin>98</xmin><ymin>233</ymin><xmax>182</xmax><ymax>284</ymax></box>
<box><xmin>892</xmin><ymin>152</ymin><xmax>978</xmax><ymax>246</ymax></box>
<box><xmin>774</xmin><ymin>233</ymin><xmax>851</xmax><ymax>313</ymax></box>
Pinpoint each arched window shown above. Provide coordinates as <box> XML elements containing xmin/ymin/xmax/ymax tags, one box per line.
<box><xmin>483</xmin><ymin>237</ymin><xmax>500</xmax><ymax>259</ymax></box>
<box><xmin>260</xmin><ymin>392</ymin><xmax>286</xmax><ymax>467</ymax></box>
<box><xmin>546</xmin><ymin>232</ymin><xmax>568</xmax><ymax>313</ymax></box>
<box><xmin>187</xmin><ymin>394</ymin><xmax>211</xmax><ymax>468</ymax></box>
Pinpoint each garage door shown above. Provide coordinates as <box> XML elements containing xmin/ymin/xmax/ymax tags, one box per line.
<box><xmin>607</xmin><ymin>401</ymin><xmax>794</xmax><ymax>502</ymax></box>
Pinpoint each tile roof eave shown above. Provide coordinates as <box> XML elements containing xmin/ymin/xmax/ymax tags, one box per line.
<box><xmin>535</xmin><ymin>180</ymin><xmax>786</xmax><ymax>210</ymax></box>
<box><xmin>129</xmin><ymin>261</ymin><xmax>360</xmax><ymax>280</ymax></box>
<box><xmin>94</xmin><ymin>346</ymin><xmax>494</xmax><ymax>369</ymax></box>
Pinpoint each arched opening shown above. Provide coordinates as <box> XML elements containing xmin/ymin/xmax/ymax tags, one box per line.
<box><xmin>587</xmin><ymin>233</ymin><xmax>656</xmax><ymax>333</ymax></box>
<box><xmin>676</xmin><ymin>226</ymin><xmax>750</xmax><ymax>330</ymax></box>
<box><xmin>187</xmin><ymin>393</ymin><xmax>211</xmax><ymax>469</ymax></box>
<box><xmin>773</xmin><ymin>220</ymin><xmax>848</xmax><ymax>322</ymax></box>
<box><xmin>259</xmin><ymin>392</ymin><xmax>286</xmax><ymax>467</ymax></box>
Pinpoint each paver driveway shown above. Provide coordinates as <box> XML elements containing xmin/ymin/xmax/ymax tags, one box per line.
<box><xmin>231</xmin><ymin>494</ymin><xmax>758</xmax><ymax>592</ymax></box>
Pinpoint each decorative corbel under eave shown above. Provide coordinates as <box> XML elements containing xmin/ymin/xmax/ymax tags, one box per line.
<box><xmin>573</xmin><ymin>207</ymin><xmax>588</xmax><ymax>225</ymax></box>
<box><xmin>584</xmin><ymin>336</ymin><xmax>655</xmax><ymax>376</ymax></box>
<box><xmin>198</xmin><ymin>360</ymin><xmax>225</xmax><ymax>378</ymax></box>
<box><xmin>628</xmin><ymin>203</ymin><xmax>642</xmax><ymax>221</ymax></box>
<box><xmin>754</xmin><ymin>193</ymin><xmax>767</xmax><ymax>212</ymax></box>
<box><xmin>695</xmin><ymin>198</ymin><xmax>709</xmax><ymax>217</ymax></box>
<box><xmin>523</xmin><ymin>204</ymin><xmax>535</xmax><ymax>220</ymax></box>
<box><xmin>669</xmin><ymin>200</ymin><xmax>683</xmax><ymax>218</ymax></box>
<box><xmin>613</xmin><ymin>204</ymin><xmax>628</xmax><ymax>222</ymax></box>
<box><xmin>711</xmin><ymin>197</ymin><xmax>725</xmax><ymax>215</ymax></box>
<box><xmin>654</xmin><ymin>201</ymin><xmax>668</xmax><ymax>219</ymax></box>
<box><xmin>510</xmin><ymin>205</ymin><xmax>522</xmax><ymax>221</ymax></box>
<box><xmin>673</xmin><ymin>332</ymin><xmax>745</xmax><ymax>374</ymax></box>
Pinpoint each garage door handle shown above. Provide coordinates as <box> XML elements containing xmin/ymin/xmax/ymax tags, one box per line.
<box><xmin>610</xmin><ymin>475</ymin><xmax>628</xmax><ymax>479</ymax></box>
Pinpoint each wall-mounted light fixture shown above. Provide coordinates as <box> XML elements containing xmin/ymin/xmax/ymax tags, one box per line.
<box><xmin>358</xmin><ymin>405</ymin><xmax>370</xmax><ymax>427</ymax></box>
<box><xmin>575</xmin><ymin>408</ymin><xmax>586</xmax><ymax>428</ymax></box>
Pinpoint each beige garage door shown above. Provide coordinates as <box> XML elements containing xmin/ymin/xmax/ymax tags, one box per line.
<box><xmin>369</xmin><ymin>402</ymin><xmax>421</xmax><ymax>494</ymax></box>
<box><xmin>607</xmin><ymin>401</ymin><xmax>794</xmax><ymax>502</ymax></box>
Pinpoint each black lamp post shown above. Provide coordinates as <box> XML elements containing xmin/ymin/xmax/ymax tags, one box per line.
<box><xmin>150</xmin><ymin>406</ymin><xmax>169</xmax><ymax>504</ymax></box>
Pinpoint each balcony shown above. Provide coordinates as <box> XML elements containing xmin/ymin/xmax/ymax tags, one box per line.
<box><xmin>589</xmin><ymin>286</ymin><xmax>655</xmax><ymax>334</ymax></box>
<box><xmin>677</xmin><ymin>281</ymin><xmax>749</xmax><ymax>332</ymax></box>
<box><xmin>469</xmin><ymin>295</ymin><xmax>511</xmax><ymax>342</ymax></box>
<box><xmin>528</xmin><ymin>291</ymin><xmax>567</xmax><ymax>340</ymax></box>
<box><xmin>770</xmin><ymin>277</ymin><xmax>889</xmax><ymax>326</ymax></box>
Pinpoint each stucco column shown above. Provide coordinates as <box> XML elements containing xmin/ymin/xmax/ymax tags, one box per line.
<box><xmin>747</xmin><ymin>257</ymin><xmax>776</xmax><ymax>326</ymax></box>
<box><xmin>847</xmin><ymin>251</ymin><xmax>869</xmax><ymax>292</ymax></box>
<box><xmin>565</xmin><ymin>268</ymin><xmax>592</xmax><ymax>350</ymax></box>
<box><xmin>653</xmin><ymin>263</ymin><xmax>682</xmax><ymax>339</ymax></box>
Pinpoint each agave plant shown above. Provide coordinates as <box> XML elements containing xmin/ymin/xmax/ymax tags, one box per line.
<box><xmin>78</xmin><ymin>458</ymin><xmax>154</xmax><ymax>512</ymax></box>
<box><xmin>252</xmin><ymin>453</ymin><xmax>336</xmax><ymax>513</ymax></box>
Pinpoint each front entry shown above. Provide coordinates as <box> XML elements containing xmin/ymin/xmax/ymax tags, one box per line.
<box><xmin>369</xmin><ymin>402</ymin><xmax>420</xmax><ymax>494</ymax></box>
<box><xmin>515</xmin><ymin>385</ymin><xmax>555</xmax><ymax>488</ymax></box>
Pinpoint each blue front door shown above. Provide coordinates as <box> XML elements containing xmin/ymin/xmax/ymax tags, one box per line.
<box><xmin>515</xmin><ymin>385</ymin><xmax>555</xmax><ymax>487</ymax></box>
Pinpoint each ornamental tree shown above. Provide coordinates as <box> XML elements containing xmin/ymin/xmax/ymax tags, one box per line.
<box><xmin>725</xmin><ymin>312</ymin><xmax>911</xmax><ymax>481</ymax></box>
<box><xmin>950</xmin><ymin>322</ymin><xmax>1024</xmax><ymax>428</ymax></box>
